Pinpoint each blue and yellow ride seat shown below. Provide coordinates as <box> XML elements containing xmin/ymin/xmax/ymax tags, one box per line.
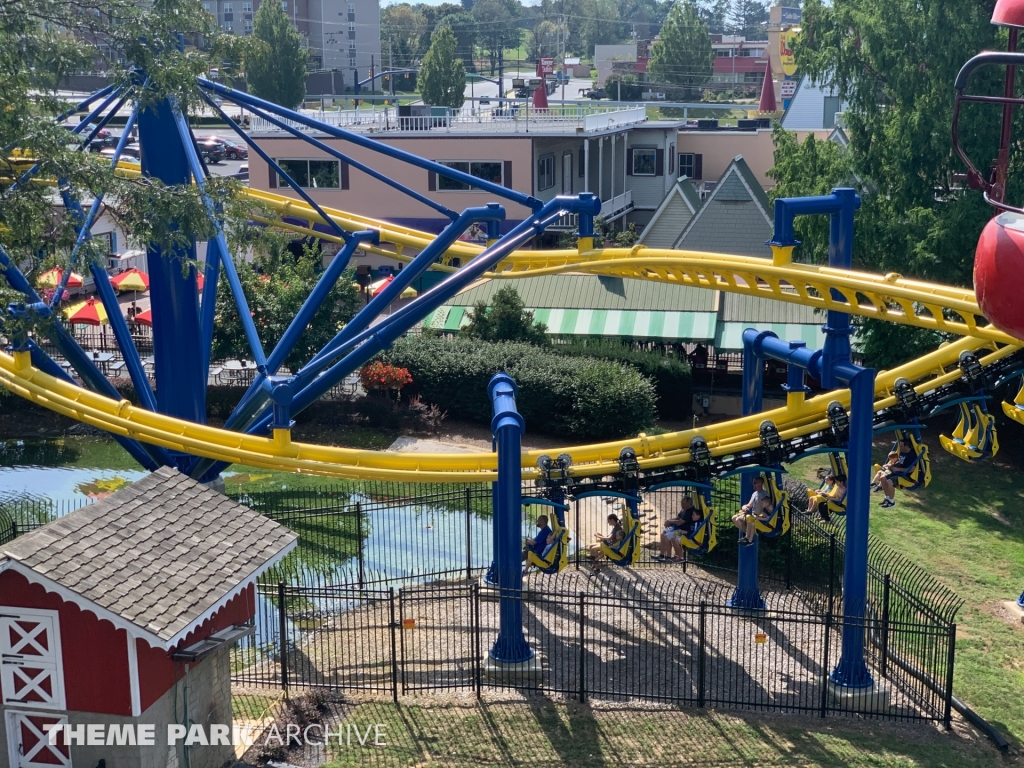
<box><xmin>940</xmin><ymin>400</ymin><xmax>999</xmax><ymax>462</ymax></box>
<box><xmin>599</xmin><ymin>499</ymin><xmax>643</xmax><ymax>567</ymax></box>
<box><xmin>812</xmin><ymin>453</ymin><xmax>848</xmax><ymax>516</ymax></box>
<box><xmin>873</xmin><ymin>428</ymin><xmax>931</xmax><ymax>491</ymax></box>
<box><xmin>1001</xmin><ymin>376</ymin><xmax>1024</xmax><ymax>426</ymax></box>
<box><xmin>525</xmin><ymin>512</ymin><xmax>569</xmax><ymax>574</ymax></box>
<box><xmin>679</xmin><ymin>493</ymin><xmax>717</xmax><ymax>555</ymax></box>
<box><xmin>752</xmin><ymin>471</ymin><xmax>790</xmax><ymax>538</ymax></box>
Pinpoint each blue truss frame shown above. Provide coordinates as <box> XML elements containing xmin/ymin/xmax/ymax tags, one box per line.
<box><xmin>0</xmin><ymin>77</ymin><xmax>600</xmax><ymax>482</ymax></box>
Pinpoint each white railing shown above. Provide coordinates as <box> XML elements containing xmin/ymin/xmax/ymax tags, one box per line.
<box><xmin>249</xmin><ymin>103</ymin><xmax>649</xmax><ymax>135</ymax></box>
<box><xmin>601</xmin><ymin>190</ymin><xmax>633</xmax><ymax>218</ymax></box>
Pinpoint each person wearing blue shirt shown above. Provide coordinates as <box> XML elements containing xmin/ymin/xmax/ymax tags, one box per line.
<box><xmin>522</xmin><ymin>515</ymin><xmax>553</xmax><ymax>564</ymax></box>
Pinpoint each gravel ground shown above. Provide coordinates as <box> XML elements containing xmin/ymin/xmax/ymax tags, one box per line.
<box><xmin>236</xmin><ymin>565</ymin><xmax>938</xmax><ymax>723</ymax></box>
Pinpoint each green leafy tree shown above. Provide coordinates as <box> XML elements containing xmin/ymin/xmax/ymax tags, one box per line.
<box><xmin>419</xmin><ymin>23</ymin><xmax>467</xmax><ymax>108</ymax></box>
<box><xmin>581</xmin><ymin>0</ymin><xmax>625</xmax><ymax>54</ymax></box>
<box><xmin>462</xmin><ymin>286</ymin><xmax>549</xmax><ymax>346</ymax></box>
<box><xmin>527</xmin><ymin>19</ymin><xmax>564</xmax><ymax>60</ymax></box>
<box><xmin>648</xmin><ymin>1</ymin><xmax>714</xmax><ymax>88</ymax></box>
<box><xmin>0</xmin><ymin>0</ymin><xmax>247</xmax><ymax>345</ymax></box>
<box><xmin>246</xmin><ymin>0</ymin><xmax>307</xmax><ymax>109</ymax></box>
<box><xmin>472</xmin><ymin>0</ymin><xmax>516</xmax><ymax>75</ymax></box>
<box><xmin>728</xmin><ymin>0</ymin><xmax>768</xmax><ymax>38</ymax></box>
<box><xmin>212</xmin><ymin>242</ymin><xmax>362</xmax><ymax>371</ymax></box>
<box><xmin>381</xmin><ymin>4</ymin><xmax>429</xmax><ymax>70</ymax></box>
<box><xmin>438</xmin><ymin>11</ymin><xmax>477</xmax><ymax>70</ymax></box>
<box><xmin>699</xmin><ymin>0</ymin><xmax>732</xmax><ymax>34</ymax></box>
<box><xmin>770</xmin><ymin>0</ymin><xmax>1010</xmax><ymax>365</ymax></box>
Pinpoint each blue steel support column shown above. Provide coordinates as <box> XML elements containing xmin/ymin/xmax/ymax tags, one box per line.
<box><xmin>728</xmin><ymin>331</ymin><xmax>768</xmax><ymax>610</ymax></box>
<box><xmin>829</xmin><ymin>363</ymin><xmax>875</xmax><ymax>687</ymax></box>
<box><xmin>820</xmin><ymin>188</ymin><xmax>860</xmax><ymax>390</ymax></box>
<box><xmin>488</xmin><ymin>373</ymin><xmax>533</xmax><ymax>664</ymax></box>
<box><xmin>137</xmin><ymin>98</ymin><xmax>207</xmax><ymax>447</ymax></box>
<box><xmin>1018</xmin><ymin>590</ymin><xmax>1024</xmax><ymax>609</ymax></box>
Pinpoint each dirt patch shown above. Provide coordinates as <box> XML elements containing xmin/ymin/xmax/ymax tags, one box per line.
<box><xmin>980</xmin><ymin>600</ymin><xmax>1024</xmax><ymax>633</ymax></box>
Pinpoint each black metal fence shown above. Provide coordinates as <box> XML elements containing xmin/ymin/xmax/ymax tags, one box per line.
<box><xmin>232</xmin><ymin>578</ymin><xmax>956</xmax><ymax>724</ymax></box>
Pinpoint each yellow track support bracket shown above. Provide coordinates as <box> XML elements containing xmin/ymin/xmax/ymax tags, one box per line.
<box><xmin>771</xmin><ymin>244</ymin><xmax>795</xmax><ymax>267</ymax></box>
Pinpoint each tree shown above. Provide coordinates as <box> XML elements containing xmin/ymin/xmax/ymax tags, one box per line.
<box><xmin>472</xmin><ymin>0</ymin><xmax>516</xmax><ymax>75</ymax></box>
<box><xmin>648</xmin><ymin>1</ymin><xmax>714</xmax><ymax>88</ymax></box>
<box><xmin>212</xmin><ymin>243</ymin><xmax>362</xmax><ymax>372</ymax></box>
<box><xmin>581</xmin><ymin>0</ymin><xmax>625</xmax><ymax>55</ymax></box>
<box><xmin>728</xmin><ymin>0</ymin><xmax>768</xmax><ymax>39</ymax></box>
<box><xmin>381</xmin><ymin>4</ymin><xmax>429</xmax><ymax>70</ymax></box>
<box><xmin>419</xmin><ymin>23</ymin><xmax>467</xmax><ymax>108</ymax></box>
<box><xmin>768</xmin><ymin>0</ymin><xmax>1009</xmax><ymax>366</ymax></box>
<box><xmin>462</xmin><ymin>286</ymin><xmax>549</xmax><ymax>346</ymax></box>
<box><xmin>0</xmin><ymin>0</ymin><xmax>246</xmax><ymax>345</ymax></box>
<box><xmin>438</xmin><ymin>11</ymin><xmax>477</xmax><ymax>70</ymax></box>
<box><xmin>527</xmin><ymin>20</ymin><xmax>564</xmax><ymax>61</ymax></box>
<box><xmin>246</xmin><ymin>0</ymin><xmax>307</xmax><ymax>108</ymax></box>
<box><xmin>699</xmin><ymin>0</ymin><xmax>732</xmax><ymax>34</ymax></box>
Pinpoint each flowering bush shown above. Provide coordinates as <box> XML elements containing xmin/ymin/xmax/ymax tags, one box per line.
<box><xmin>359</xmin><ymin>361</ymin><xmax>413</xmax><ymax>397</ymax></box>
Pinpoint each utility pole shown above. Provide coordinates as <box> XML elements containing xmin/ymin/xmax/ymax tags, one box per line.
<box><xmin>498</xmin><ymin>38</ymin><xmax>504</xmax><ymax>108</ymax></box>
<box><xmin>560</xmin><ymin>14</ymin><xmax>566</xmax><ymax>105</ymax></box>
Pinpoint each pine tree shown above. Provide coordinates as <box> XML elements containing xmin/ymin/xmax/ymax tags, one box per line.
<box><xmin>419</xmin><ymin>24</ymin><xmax>467</xmax><ymax>109</ymax></box>
<box><xmin>648</xmin><ymin>1</ymin><xmax>713</xmax><ymax>87</ymax></box>
<box><xmin>246</xmin><ymin>0</ymin><xmax>308</xmax><ymax>109</ymax></box>
<box><xmin>462</xmin><ymin>286</ymin><xmax>549</xmax><ymax>346</ymax></box>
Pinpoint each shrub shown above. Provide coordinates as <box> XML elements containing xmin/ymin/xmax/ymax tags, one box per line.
<box><xmin>359</xmin><ymin>361</ymin><xmax>412</xmax><ymax>397</ymax></box>
<box><xmin>379</xmin><ymin>335</ymin><xmax>657</xmax><ymax>440</ymax></box>
<box><xmin>462</xmin><ymin>285</ymin><xmax>549</xmax><ymax>346</ymax></box>
<box><xmin>548</xmin><ymin>339</ymin><xmax>692</xmax><ymax>420</ymax></box>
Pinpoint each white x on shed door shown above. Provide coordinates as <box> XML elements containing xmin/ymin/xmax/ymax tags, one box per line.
<box><xmin>0</xmin><ymin>609</ymin><xmax>66</xmax><ymax>711</ymax></box>
<box><xmin>5</xmin><ymin>711</ymin><xmax>70</xmax><ymax>767</ymax></box>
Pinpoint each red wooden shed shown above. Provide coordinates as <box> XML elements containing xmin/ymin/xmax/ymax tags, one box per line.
<box><xmin>0</xmin><ymin>466</ymin><xmax>297</xmax><ymax>768</ymax></box>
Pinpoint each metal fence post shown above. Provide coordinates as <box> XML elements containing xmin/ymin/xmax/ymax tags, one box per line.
<box><xmin>578</xmin><ymin>591</ymin><xmax>586</xmax><ymax>703</ymax></box>
<box><xmin>698</xmin><ymin>601</ymin><xmax>706</xmax><ymax>707</ymax></box>
<box><xmin>574</xmin><ymin>499</ymin><xmax>581</xmax><ymax>570</ymax></box>
<box><xmin>389</xmin><ymin>587</ymin><xmax>398</xmax><ymax>703</ymax></box>
<box><xmin>465</xmin><ymin>487</ymin><xmax>473</xmax><ymax>581</ymax></box>
<box><xmin>820</xmin><ymin>611</ymin><xmax>832</xmax><ymax>718</ymax></box>
<box><xmin>881</xmin><ymin>574</ymin><xmax>891</xmax><ymax>679</ymax></box>
<box><xmin>355</xmin><ymin>501</ymin><xmax>365</xmax><ymax>589</ymax></box>
<box><xmin>827</xmin><ymin>534</ymin><xmax>837</xmax><ymax>615</ymax></box>
<box><xmin>473</xmin><ymin>581</ymin><xmax>482</xmax><ymax>699</ymax></box>
<box><xmin>785</xmin><ymin>533</ymin><xmax>793</xmax><ymax>590</ymax></box>
<box><xmin>944</xmin><ymin>623</ymin><xmax>957</xmax><ymax>730</ymax></box>
<box><xmin>277</xmin><ymin>582</ymin><xmax>288</xmax><ymax>694</ymax></box>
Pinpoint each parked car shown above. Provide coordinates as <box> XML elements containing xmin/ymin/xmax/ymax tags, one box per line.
<box><xmin>87</xmin><ymin>135</ymin><xmax>122</xmax><ymax>152</ymax></box>
<box><xmin>195</xmin><ymin>138</ymin><xmax>226</xmax><ymax>164</ymax></box>
<box><xmin>99</xmin><ymin>144</ymin><xmax>141</xmax><ymax>163</ymax></box>
<box><xmin>207</xmin><ymin>136</ymin><xmax>248</xmax><ymax>160</ymax></box>
<box><xmin>68</xmin><ymin>123</ymin><xmax>111</xmax><ymax>139</ymax></box>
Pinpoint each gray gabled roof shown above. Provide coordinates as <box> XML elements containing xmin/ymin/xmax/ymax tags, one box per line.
<box><xmin>637</xmin><ymin>178</ymin><xmax>704</xmax><ymax>248</ymax></box>
<box><xmin>0</xmin><ymin>466</ymin><xmax>297</xmax><ymax>648</ymax></box>
<box><xmin>673</xmin><ymin>156</ymin><xmax>773</xmax><ymax>258</ymax></box>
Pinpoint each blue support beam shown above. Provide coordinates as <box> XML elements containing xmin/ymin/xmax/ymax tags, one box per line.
<box><xmin>728</xmin><ymin>333</ymin><xmax>767</xmax><ymax>611</ymax></box>
<box><xmin>138</xmin><ymin>97</ymin><xmax>207</xmax><ymax>441</ymax></box>
<box><xmin>488</xmin><ymin>373</ymin><xmax>533</xmax><ymax>664</ymax></box>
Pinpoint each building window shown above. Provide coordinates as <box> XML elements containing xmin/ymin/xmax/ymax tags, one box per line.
<box><xmin>678</xmin><ymin>153</ymin><xmax>694</xmax><ymax>178</ymax></box>
<box><xmin>202</xmin><ymin>2</ymin><xmax>211</xmax><ymax>12</ymax></box>
<box><xmin>244</xmin><ymin>18</ymin><xmax>252</xmax><ymax>32</ymax></box>
<box><xmin>632</xmin><ymin>148</ymin><xmax>656</xmax><ymax>176</ymax></box>
<box><xmin>437</xmin><ymin>161</ymin><xmax>504</xmax><ymax>191</ymax></box>
<box><xmin>281</xmin><ymin>1</ymin><xmax>288</xmax><ymax>10</ymax></box>
<box><xmin>536</xmin><ymin>154</ymin><xmax>555</xmax><ymax>191</ymax></box>
<box><xmin>349</xmin><ymin>22</ymin><xmax>355</xmax><ymax>32</ymax></box>
<box><xmin>242</xmin><ymin>1</ymin><xmax>252</xmax><ymax>12</ymax></box>
<box><xmin>715</xmin><ymin>49</ymin><xmax>732</xmax><ymax>58</ymax></box>
<box><xmin>272</xmin><ymin>159</ymin><xmax>342</xmax><ymax>189</ymax></box>
<box><xmin>223</xmin><ymin>21</ymin><xmax>233</xmax><ymax>30</ymax></box>
<box><xmin>349</xmin><ymin>40</ymin><xmax>357</xmax><ymax>52</ymax></box>
<box><xmin>668</xmin><ymin>146</ymin><xmax>675</xmax><ymax>175</ymax></box>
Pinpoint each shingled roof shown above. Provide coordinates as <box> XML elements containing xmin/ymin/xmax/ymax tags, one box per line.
<box><xmin>0</xmin><ymin>466</ymin><xmax>297</xmax><ymax>648</ymax></box>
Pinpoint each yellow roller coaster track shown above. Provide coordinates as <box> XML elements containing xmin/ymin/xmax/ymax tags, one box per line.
<box><xmin>1</xmin><ymin>170</ymin><xmax>1019</xmax><ymax>481</ymax></box>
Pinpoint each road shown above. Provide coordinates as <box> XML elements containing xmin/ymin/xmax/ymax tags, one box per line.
<box><xmin>463</xmin><ymin>70</ymin><xmax>595</xmax><ymax>102</ymax></box>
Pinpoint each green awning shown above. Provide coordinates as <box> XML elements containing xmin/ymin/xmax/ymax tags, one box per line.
<box><xmin>714</xmin><ymin>322</ymin><xmax>824</xmax><ymax>351</ymax></box>
<box><xmin>422</xmin><ymin>307</ymin><xmax>718</xmax><ymax>341</ymax></box>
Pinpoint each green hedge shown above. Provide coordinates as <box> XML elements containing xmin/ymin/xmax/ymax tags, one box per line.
<box><xmin>380</xmin><ymin>336</ymin><xmax>657</xmax><ymax>440</ymax></box>
<box><xmin>548</xmin><ymin>339</ymin><xmax>692</xmax><ymax>420</ymax></box>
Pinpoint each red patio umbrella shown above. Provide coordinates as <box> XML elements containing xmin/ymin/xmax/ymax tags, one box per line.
<box><xmin>37</xmin><ymin>268</ymin><xmax>84</xmax><ymax>290</ymax></box>
<box><xmin>110</xmin><ymin>268</ymin><xmax>150</xmax><ymax>292</ymax></box>
<box><xmin>64</xmin><ymin>298</ymin><xmax>108</xmax><ymax>326</ymax></box>
<box><xmin>132</xmin><ymin>309</ymin><xmax>153</xmax><ymax>327</ymax></box>
<box><xmin>758</xmin><ymin>59</ymin><xmax>778</xmax><ymax>113</ymax></box>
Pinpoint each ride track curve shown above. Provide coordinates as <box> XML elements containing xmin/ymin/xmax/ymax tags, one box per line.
<box><xmin>0</xmin><ymin>176</ymin><xmax>1019</xmax><ymax>481</ymax></box>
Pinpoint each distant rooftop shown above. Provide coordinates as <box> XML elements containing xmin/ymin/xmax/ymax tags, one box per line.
<box><xmin>249</xmin><ymin>103</ymin><xmax>651</xmax><ymax>137</ymax></box>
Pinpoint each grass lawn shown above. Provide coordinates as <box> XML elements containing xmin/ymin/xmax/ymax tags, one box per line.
<box><xmin>787</xmin><ymin>436</ymin><xmax>1024</xmax><ymax>748</ymax></box>
<box><xmin>318</xmin><ymin>700</ymin><xmax>1011</xmax><ymax>768</ymax></box>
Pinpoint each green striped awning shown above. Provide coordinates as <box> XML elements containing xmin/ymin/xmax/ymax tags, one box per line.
<box><xmin>714</xmin><ymin>322</ymin><xmax>824</xmax><ymax>351</ymax></box>
<box><xmin>422</xmin><ymin>306</ymin><xmax>718</xmax><ymax>341</ymax></box>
